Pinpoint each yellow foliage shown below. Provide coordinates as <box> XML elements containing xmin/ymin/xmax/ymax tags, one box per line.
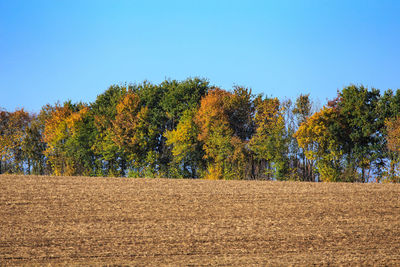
<box><xmin>294</xmin><ymin>106</ymin><xmax>343</xmax><ymax>181</ymax></box>
<box><xmin>205</xmin><ymin>164</ymin><xmax>223</xmax><ymax>180</ymax></box>
<box><xmin>165</xmin><ymin>109</ymin><xmax>197</xmax><ymax>162</ymax></box>
<box><xmin>294</xmin><ymin>107</ymin><xmax>339</xmax><ymax>159</ymax></box>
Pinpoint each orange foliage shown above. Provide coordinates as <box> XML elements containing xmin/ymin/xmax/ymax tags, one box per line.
<box><xmin>386</xmin><ymin>117</ymin><xmax>400</xmax><ymax>153</ymax></box>
<box><xmin>195</xmin><ymin>88</ymin><xmax>232</xmax><ymax>144</ymax></box>
<box><xmin>112</xmin><ymin>92</ymin><xmax>151</xmax><ymax>162</ymax></box>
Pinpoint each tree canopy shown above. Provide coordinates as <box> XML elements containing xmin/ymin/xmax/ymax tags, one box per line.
<box><xmin>1</xmin><ymin>79</ymin><xmax>399</xmax><ymax>183</ymax></box>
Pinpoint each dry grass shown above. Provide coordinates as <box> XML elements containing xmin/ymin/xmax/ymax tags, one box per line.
<box><xmin>0</xmin><ymin>175</ymin><xmax>399</xmax><ymax>266</ymax></box>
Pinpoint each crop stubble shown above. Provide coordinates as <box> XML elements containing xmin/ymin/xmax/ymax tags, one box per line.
<box><xmin>0</xmin><ymin>175</ymin><xmax>399</xmax><ymax>265</ymax></box>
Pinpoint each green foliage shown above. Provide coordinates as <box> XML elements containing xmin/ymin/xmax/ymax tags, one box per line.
<box><xmin>293</xmin><ymin>94</ymin><xmax>312</xmax><ymax>126</ymax></box>
<box><xmin>249</xmin><ymin>97</ymin><xmax>288</xmax><ymax>179</ymax></box>
<box><xmin>91</xmin><ymin>85</ymin><xmax>127</xmax><ymax>176</ymax></box>
<box><xmin>21</xmin><ymin>114</ymin><xmax>47</xmax><ymax>175</ymax></box>
<box><xmin>161</xmin><ymin>78</ymin><xmax>210</xmax><ymax>130</ymax></box>
<box><xmin>334</xmin><ymin>85</ymin><xmax>382</xmax><ymax>182</ymax></box>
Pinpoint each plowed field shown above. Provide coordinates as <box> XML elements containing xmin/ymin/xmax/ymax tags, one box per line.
<box><xmin>1</xmin><ymin>175</ymin><xmax>399</xmax><ymax>265</ymax></box>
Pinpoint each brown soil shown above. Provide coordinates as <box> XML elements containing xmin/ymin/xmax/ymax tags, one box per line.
<box><xmin>0</xmin><ymin>175</ymin><xmax>399</xmax><ymax>266</ymax></box>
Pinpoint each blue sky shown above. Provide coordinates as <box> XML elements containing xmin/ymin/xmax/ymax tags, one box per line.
<box><xmin>1</xmin><ymin>0</ymin><xmax>399</xmax><ymax>112</ymax></box>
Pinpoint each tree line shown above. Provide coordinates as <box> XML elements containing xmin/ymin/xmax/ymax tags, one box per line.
<box><xmin>1</xmin><ymin>78</ymin><xmax>399</xmax><ymax>182</ymax></box>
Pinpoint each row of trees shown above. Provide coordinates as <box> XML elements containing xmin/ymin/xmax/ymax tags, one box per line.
<box><xmin>1</xmin><ymin>78</ymin><xmax>399</xmax><ymax>182</ymax></box>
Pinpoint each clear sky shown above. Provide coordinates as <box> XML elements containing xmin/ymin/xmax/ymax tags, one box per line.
<box><xmin>1</xmin><ymin>0</ymin><xmax>399</xmax><ymax>113</ymax></box>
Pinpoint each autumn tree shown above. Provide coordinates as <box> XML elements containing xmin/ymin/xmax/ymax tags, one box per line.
<box><xmin>112</xmin><ymin>90</ymin><xmax>157</xmax><ymax>177</ymax></box>
<box><xmin>384</xmin><ymin>117</ymin><xmax>400</xmax><ymax>182</ymax></box>
<box><xmin>376</xmin><ymin>89</ymin><xmax>400</xmax><ymax>182</ymax></box>
<box><xmin>192</xmin><ymin>86</ymin><xmax>256</xmax><ymax>179</ymax></box>
<box><xmin>194</xmin><ymin>88</ymin><xmax>234</xmax><ymax>179</ymax></box>
<box><xmin>165</xmin><ymin>108</ymin><xmax>205</xmax><ymax>178</ymax></box>
<box><xmin>0</xmin><ymin>108</ymin><xmax>31</xmax><ymax>174</ymax></box>
<box><xmin>42</xmin><ymin>103</ymin><xmax>71</xmax><ymax>175</ymax></box>
<box><xmin>43</xmin><ymin>101</ymin><xmax>92</xmax><ymax>176</ymax></box>
<box><xmin>294</xmin><ymin>107</ymin><xmax>345</xmax><ymax>182</ymax></box>
<box><xmin>224</xmin><ymin>87</ymin><xmax>256</xmax><ymax>179</ymax></box>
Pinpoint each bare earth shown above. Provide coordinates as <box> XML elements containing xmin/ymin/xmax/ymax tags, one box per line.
<box><xmin>0</xmin><ymin>175</ymin><xmax>399</xmax><ymax>266</ymax></box>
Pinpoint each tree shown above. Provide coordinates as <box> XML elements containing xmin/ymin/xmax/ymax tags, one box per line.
<box><xmin>43</xmin><ymin>102</ymin><xmax>92</xmax><ymax>176</ymax></box>
<box><xmin>195</xmin><ymin>88</ymin><xmax>234</xmax><ymax>179</ymax></box>
<box><xmin>223</xmin><ymin>87</ymin><xmax>256</xmax><ymax>179</ymax></box>
<box><xmin>383</xmin><ymin>117</ymin><xmax>400</xmax><ymax>183</ymax></box>
<box><xmin>249</xmin><ymin>97</ymin><xmax>287</xmax><ymax>179</ymax></box>
<box><xmin>22</xmin><ymin>113</ymin><xmax>47</xmax><ymax>175</ymax></box>
<box><xmin>376</xmin><ymin>89</ymin><xmax>400</xmax><ymax>182</ymax></box>
<box><xmin>0</xmin><ymin>109</ymin><xmax>9</xmax><ymax>174</ymax></box>
<box><xmin>64</xmin><ymin>105</ymin><xmax>97</xmax><ymax>176</ymax></box>
<box><xmin>133</xmin><ymin>81</ymin><xmax>170</xmax><ymax>177</ymax></box>
<box><xmin>293</xmin><ymin>94</ymin><xmax>314</xmax><ymax>181</ymax></box>
<box><xmin>112</xmin><ymin>91</ymin><xmax>155</xmax><ymax>177</ymax></box>
<box><xmin>161</xmin><ymin>78</ymin><xmax>210</xmax><ymax>130</ymax></box>
<box><xmin>332</xmin><ymin>85</ymin><xmax>382</xmax><ymax>182</ymax></box>
<box><xmin>294</xmin><ymin>107</ymin><xmax>345</xmax><ymax>182</ymax></box>
<box><xmin>160</xmin><ymin>78</ymin><xmax>210</xmax><ymax>177</ymax></box>
<box><xmin>0</xmin><ymin>108</ymin><xmax>31</xmax><ymax>174</ymax></box>
<box><xmin>293</xmin><ymin>94</ymin><xmax>312</xmax><ymax>125</ymax></box>
<box><xmin>42</xmin><ymin>103</ymin><xmax>72</xmax><ymax>175</ymax></box>
<box><xmin>91</xmin><ymin>85</ymin><xmax>126</xmax><ymax>176</ymax></box>
<box><xmin>165</xmin><ymin>108</ymin><xmax>205</xmax><ymax>178</ymax></box>
<box><xmin>226</xmin><ymin>86</ymin><xmax>255</xmax><ymax>141</ymax></box>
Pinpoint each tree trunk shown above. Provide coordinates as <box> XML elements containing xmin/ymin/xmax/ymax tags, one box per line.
<box><xmin>27</xmin><ymin>158</ymin><xmax>31</xmax><ymax>175</ymax></box>
<box><xmin>361</xmin><ymin>167</ymin><xmax>365</xmax><ymax>183</ymax></box>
